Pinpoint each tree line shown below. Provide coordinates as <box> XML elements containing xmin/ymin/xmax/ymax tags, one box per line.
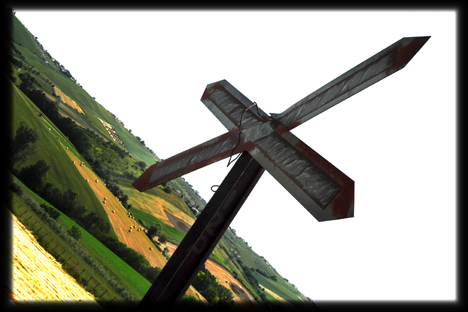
<box><xmin>18</xmin><ymin>72</ymin><xmax>130</xmax><ymax>208</ymax></box>
<box><xmin>8</xmin><ymin>88</ymin><xmax>159</xmax><ymax>284</ymax></box>
<box><xmin>191</xmin><ymin>264</ymin><xmax>234</xmax><ymax>306</ymax></box>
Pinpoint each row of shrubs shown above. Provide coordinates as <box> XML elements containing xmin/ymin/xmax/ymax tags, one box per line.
<box><xmin>9</xmin><ymin>183</ymin><xmax>137</xmax><ymax>305</ymax></box>
<box><xmin>17</xmin><ymin>72</ymin><xmax>130</xmax><ymax>208</ymax></box>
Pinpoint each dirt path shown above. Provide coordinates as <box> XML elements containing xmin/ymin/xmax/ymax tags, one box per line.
<box><xmin>8</xmin><ymin>211</ymin><xmax>101</xmax><ymax>307</ymax></box>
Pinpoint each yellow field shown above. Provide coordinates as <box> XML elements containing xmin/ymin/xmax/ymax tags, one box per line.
<box><xmin>8</xmin><ymin>211</ymin><xmax>100</xmax><ymax>308</ymax></box>
<box><xmin>53</xmin><ymin>86</ymin><xmax>85</xmax><ymax>115</ymax></box>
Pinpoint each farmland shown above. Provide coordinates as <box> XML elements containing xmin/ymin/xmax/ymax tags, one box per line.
<box><xmin>9</xmin><ymin>211</ymin><xmax>99</xmax><ymax>306</ymax></box>
<box><xmin>6</xmin><ymin>8</ymin><xmax>313</xmax><ymax>309</ymax></box>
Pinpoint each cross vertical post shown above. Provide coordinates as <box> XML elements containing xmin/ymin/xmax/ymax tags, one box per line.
<box><xmin>138</xmin><ymin>152</ymin><xmax>264</xmax><ymax>307</ymax></box>
<box><xmin>133</xmin><ymin>36</ymin><xmax>429</xmax><ymax>307</ymax></box>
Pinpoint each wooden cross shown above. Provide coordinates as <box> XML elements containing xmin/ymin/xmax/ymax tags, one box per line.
<box><xmin>134</xmin><ymin>36</ymin><xmax>429</xmax><ymax>306</ymax></box>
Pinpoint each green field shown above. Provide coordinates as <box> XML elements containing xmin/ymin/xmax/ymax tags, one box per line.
<box><xmin>10</xmin><ymin>81</ymin><xmax>117</xmax><ymax>239</ymax></box>
<box><xmin>59</xmin><ymin>213</ymin><xmax>151</xmax><ymax>299</ymax></box>
<box><xmin>8</xmin><ymin>175</ymin><xmax>134</xmax><ymax>304</ymax></box>
<box><xmin>128</xmin><ymin>208</ymin><xmax>186</xmax><ymax>243</ymax></box>
<box><xmin>7</xmin><ymin>9</ymin><xmax>312</xmax><ymax>306</ymax></box>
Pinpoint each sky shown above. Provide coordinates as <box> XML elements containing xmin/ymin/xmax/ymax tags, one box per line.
<box><xmin>12</xmin><ymin>9</ymin><xmax>457</xmax><ymax>303</ymax></box>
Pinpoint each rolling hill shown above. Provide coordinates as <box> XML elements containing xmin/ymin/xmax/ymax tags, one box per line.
<box><xmin>5</xmin><ymin>8</ymin><xmax>316</xmax><ymax>309</ymax></box>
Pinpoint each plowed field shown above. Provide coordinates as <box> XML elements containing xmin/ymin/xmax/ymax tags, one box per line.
<box><xmin>8</xmin><ymin>211</ymin><xmax>100</xmax><ymax>307</ymax></box>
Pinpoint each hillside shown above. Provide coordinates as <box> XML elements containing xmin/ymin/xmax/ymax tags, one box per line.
<box><xmin>5</xmin><ymin>8</ymin><xmax>315</xmax><ymax>309</ymax></box>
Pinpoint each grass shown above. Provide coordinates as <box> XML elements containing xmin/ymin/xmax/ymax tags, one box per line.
<box><xmin>118</xmin><ymin>177</ymin><xmax>195</xmax><ymax>219</ymax></box>
<box><xmin>254</xmin><ymin>271</ymin><xmax>306</xmax><ymax>306</ymax></box>
<box><xmin>7</xmin><ymin>176</ymin><xmax>130</xmax><ymax>305</ymax></box>
<box><xmin>9</xmin><ymin>80</ymin><xmax>117</xmax><ymax>240</ymax></box>
<box><xmin>8</xmin><ymin>13</ymin><xmax>312</xmax><ymax>304</ymax></box>
<box><xmin>113</xmin><ymin>126</ymin><xmax>157</xmax><ymax>165</ymax></box>
<box><xmin>11</xmin><ymin>15</ymin><xmax>42</xmax><ymax>57</ymax></box>
<box><xmin>9</xmin><ymin>172</ymin><xmax>151</xmax><ymax>301</ymax></box>
<box><xmin>129</xmin><ymin>208</ymin><xmax>186</xmax><ymax>243</ymax></box>
<box><xmin>59</xmin><ymin>213</ymin><xmax>151</xmax><ymax>300</ymax></box>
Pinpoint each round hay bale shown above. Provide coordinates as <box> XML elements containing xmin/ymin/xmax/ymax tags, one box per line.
<box><xmin>149</xmin><ymin>247</ymin><xmax>153</xmax><ymax>250</ymax></box>
<box><xmin>95</xmin><ymin>180</ymin><xmax>98</xmax><ymax>183</ymax></box>
<box><xmin>65</xmin><ymin>147</ymin><xmax>68</xmax><ymax>150</ymax></box>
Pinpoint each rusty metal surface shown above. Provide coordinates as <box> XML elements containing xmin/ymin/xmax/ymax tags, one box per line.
<box><xmin>251</xmin><ymin>126</ymin><xmax>354</xmax><ymax>221</ymax></box>
<box><xmin>138</xmin><ymin>152</ymin><xmax>264</xmax><ymax>306</ymax></box>
<box><xmin>132</xmin><ymin>132</ymin><xmax>239</xmax><ymax>192</ymax></box>
<box><xmin>202</xmin><ymin>81</ymin><xmax>353</xmax><ymax>221</ymax></box>
<box><xmin>274</xmin><ymin>36</ymin><xmax>430</xmax><ymax>130</ymax></box>
<box><xmin>134</xmin><ymin>36</ymin><xmax>429</xmax><ymax>306</ymax></box>
<box><xmin>133</xmin><ymin>37</ymin><xmax>428</xmax><ymax>194</ymax></box>
<box><xmin>133</xmin><ymin>36</ymin><xmax>429</xmax><ymax>221</ymax></box>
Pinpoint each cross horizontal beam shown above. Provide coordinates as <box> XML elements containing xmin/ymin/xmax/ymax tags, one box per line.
<box><xmin>201</xmin><ymin>80</ymin><xmax>354</xmax><ymax>221</ymax></box>
<box><xmin>133</xmin><ymin>37</ymin><xmax>429</xmax><ymax>202</ymax></box>
<box><xmin>134</xmin><ymin>36</ymin><xmax>429</xmax><ymax>306</ymax></box>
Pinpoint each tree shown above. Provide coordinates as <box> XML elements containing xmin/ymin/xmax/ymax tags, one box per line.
<box><xmin>136</xmin><ymin>161</ymin><xmax>147</xmax><ymax>170</ymax></box>
<box><xmin>216</xmin><ymin>284</ymin><xmax>234</xmax><ymax>305</ymax></box>
<box><xmin>147</xmin><ymin>224</ymin><xmax>161</xmax><ymax>238</ymax></box>
<box><xmin>158</xmin><ymin>233</ymin><xmax>168</xmax><ymax>244</ymax></box>
<box><xmin>40</xmin><ymin>203</ymin><xmax>60</xmax><ymax>220</ymax></box>
<box><xmin>9</xmin><ymin>122</ymin><xmax>39</xmax><ymax>168</ymax></box>
<box><xmin>18</xmin><ymin>160</ymin><xmax>50</xmax><ymax>192</ymax></box>
<box><xmin>68</xmin><ymin>225</ymin><xmax>82</xmax><ymax>240</ymax></box>
<box><xmin>163</xmin><ymin>185</ymin><xmax>172</xmax><ymax>194</ymax></box>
